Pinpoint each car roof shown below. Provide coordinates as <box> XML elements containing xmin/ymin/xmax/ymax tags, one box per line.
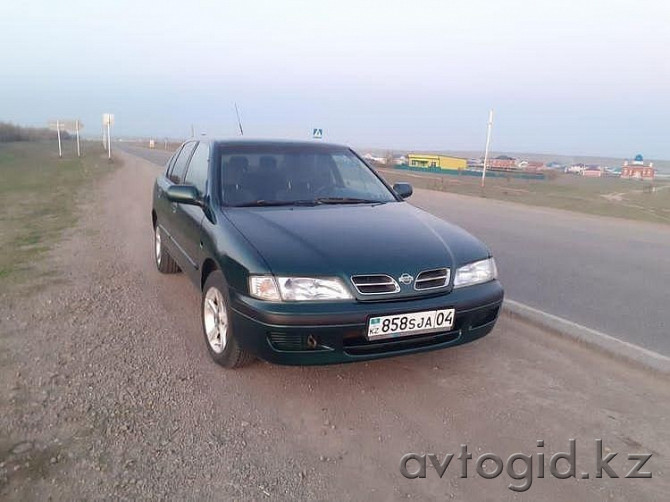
<box><xmin>188</xmin><ymin>137</ymin><xmax>351</xmax><ymax>151</ymax></box>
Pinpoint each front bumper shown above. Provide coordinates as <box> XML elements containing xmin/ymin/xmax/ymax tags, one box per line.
<box><xmin>229</xmin><ymin>280</ymin><xmax>504</xmax><ymax>365</ymax></box>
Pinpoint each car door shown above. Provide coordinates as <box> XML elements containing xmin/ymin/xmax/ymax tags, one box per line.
<box><xmin>170</xmin><ymin>141</ymin><xmax>210</xmax><ymax>282</ymax></box>
<box><xmin>157</xmin><ymin>141</ymin><xmax>197</xmax><ymax>270</ymax></box>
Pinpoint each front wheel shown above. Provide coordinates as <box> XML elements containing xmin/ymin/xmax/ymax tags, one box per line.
<box><xmin>202</xmin><ymin>271</ymin><xmax>254</xmax><ymax>368</ymax></box>
<box><xmin>154</xmin><ymin>223</ymin><xmax>180</xmax><ymax>274</ymax></box>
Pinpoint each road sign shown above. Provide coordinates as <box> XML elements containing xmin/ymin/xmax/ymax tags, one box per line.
<box><xmin>48</xmin><ymin>120</ymin><xmax>83</xmax><ymax>133</ymax></box>
<box><xmin>102</xmin><ymin>113</ymin><xmax>114</xmax><ymax>126</ymax></box>
<box><xmin>312</xmin><ymin>128</ymin><xmax>323</xmax><ymax>139</ymax></box>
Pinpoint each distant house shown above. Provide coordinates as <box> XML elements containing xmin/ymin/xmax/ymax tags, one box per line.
<box><xmin>518</xmin><ymin>160</ymin><xmax>545</xmax><ymax>171</ymax></box>
<box><xmin>582</xmin><ymin>165</ymin><xmax>603</xmax><ymax>177</ymax></box>
<box><xmin>407</xmin><ymin>154</ymin><xmax>467</xmax><ymax>170</ymax></box>
<box><xmin>566</xmin><ymin>163</ymin><xmax>585</xmax><ymax>174</ymax></box>
<box><xmin>393</xmin><ymin>155</ymin><xmax>408</xmax><ymax>165</ymax></box>
<box><xmin>467</xmin><ymin>158</ymin><xmax>484</xmax><ymax>169</ymax></box>
<box><xmin>621</xmin><ymin>154</ymin><xmax>655</xmax><ymax>180</ymax></box>
<box><xmin>363</xmin><ymin>153</ymin><xmax>387</xmax><ymax>165</ymax></box>
<box><xmin>488</xmin><ymin>156</ymin><xmax>518</xmax><ymax>170</ymax></box>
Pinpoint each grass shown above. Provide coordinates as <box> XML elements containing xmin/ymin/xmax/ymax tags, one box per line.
<box><xmin>0</xmin><ymin>141</ymin><xmax>112</xmax><ymax>290</ymax></box>
<box><xmin>377</xmin><ymin>166</ymin><xmax>670</xmax><ymax>225</ymax></box>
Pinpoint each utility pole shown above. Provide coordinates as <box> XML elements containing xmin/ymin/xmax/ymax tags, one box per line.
<box><xmin>56</xmin><ymin>120</ymin><xmax>62</xmax><ymax>158</ymax></box>
<box><xmin>107</xmin><ymin>120</ymin><xmax>111</xmax><ymax>160</ymax></box>
<box><xmin>481</xmin><ymin>109</ymin><xmax>494</xmax><ymax>188</ymax></box>
<box><xmin>75</xmin><ymin>119</ymin><xmax>81</xmax><ymax>157</ymax></box>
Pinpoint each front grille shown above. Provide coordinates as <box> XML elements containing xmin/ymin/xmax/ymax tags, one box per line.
<box><xmin>343</xmin><ymin>329</ymin><xmax>460</xmax><ymax>356</ymax></box>
<box><xmin>351</xmin><ymin>275</ymin><xmax>400</xmax><ymax>295</ymax></box>
<box><xmin>414</xmin><ymin>268</ymin><xmax>450</xmax><ymax>290</ymax></box>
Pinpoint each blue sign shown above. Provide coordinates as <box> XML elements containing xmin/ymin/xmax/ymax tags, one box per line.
<box><xmin>312</xmin><ymin>128</ymin><xmax>323</xmax><ymax>139</ymax></box>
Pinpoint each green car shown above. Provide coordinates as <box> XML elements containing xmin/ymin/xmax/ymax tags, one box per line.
<box><xmin>152</xmin><ymin>139</ymin><xmax>503</xmax><ymax>368</ymax></box>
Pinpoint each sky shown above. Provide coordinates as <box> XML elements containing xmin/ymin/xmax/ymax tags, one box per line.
<box><xmin>1</xmin><ymin>0</ymin><xmax>669</xmax><ymax>158</ymax></box>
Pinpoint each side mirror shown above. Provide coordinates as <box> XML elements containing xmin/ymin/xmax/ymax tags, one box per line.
<box><xmin>393</xmin><ymin>182</ymin><xmax>413</xmax><ymax>199</ymax></box>
<box><xmin>166</xmin><ymin>184</ymin><xmax>202</xmax><ymax>206</ymax></box>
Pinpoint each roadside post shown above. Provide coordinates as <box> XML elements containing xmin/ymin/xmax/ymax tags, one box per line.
<box><xmin>481</xmin><ymin>109</ymin><xmax>494</xmax><ymax>189</ymax></box>
<box><xmin>102</xmin><ymin>113</ymin><xmax>114</xmax><ymax>160</ymax></box>
<box><xmin>75</xmin><ymin>119</ymin><xmax>81</xmax><ymax>157</ymax></box>
<box><xmin>56</xmin><ymin>120</ymin><xmax>62</xmax><ymax>158</ymax></box>
<box><xmin>48</xmin><ymin>119</ymin><xmax>80</xmax><ymax>158</ymax></box>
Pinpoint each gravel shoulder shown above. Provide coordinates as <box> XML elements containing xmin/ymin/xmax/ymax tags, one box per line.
<box><xmin>1</xmin><ymin>151</ymin><xmax>668</xmax><ymax>501</ymax></box>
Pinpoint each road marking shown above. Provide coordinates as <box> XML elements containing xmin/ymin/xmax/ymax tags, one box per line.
<box><xmin>503</xmin><ymin>299</ymin><xmax>670</xmax><ymax>374</ymax></box>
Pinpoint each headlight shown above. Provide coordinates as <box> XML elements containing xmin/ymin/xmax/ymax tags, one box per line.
<box><xmin>249</xmin><ymin>276</ymin><xmax>353</xmax><ymax>301</ymax></box>
<box><xmin>453</xmin><ymin>258</ymin><xmax>497</xmax><ymax>288</ymax></box>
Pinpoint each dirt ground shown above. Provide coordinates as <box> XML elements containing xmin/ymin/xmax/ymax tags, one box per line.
<box><xmin>1</xmin><ymin>151</ymin><xmax>668</xmax><ymax>501</ymax></box>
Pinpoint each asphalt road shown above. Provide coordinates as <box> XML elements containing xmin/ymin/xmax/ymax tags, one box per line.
<box><xmin>2</xmin><ymin>146</ymin><xmax>668</xmax><ymax>500</ymax></box>
<box><xmin>118</xmin><ymin>144</ymin><xmax>670</xmax><ymax>356</ymax></box>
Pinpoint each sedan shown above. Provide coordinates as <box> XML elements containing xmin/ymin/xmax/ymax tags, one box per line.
<box><xmin>151</xmin><ymin>139</ymin><xmax>503</xmax><ymax>367</ymax></box>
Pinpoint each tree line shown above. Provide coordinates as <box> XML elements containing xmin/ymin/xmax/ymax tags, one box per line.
<box><xmin>0</xmin><ymin>122</ymin><xmax>70</xmax><ymax>142</ymax></box>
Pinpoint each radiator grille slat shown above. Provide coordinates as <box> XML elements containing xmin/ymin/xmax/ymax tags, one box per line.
<box><xmin>351</xmin><ymin>275</ymin><xmax>400</xmax><ymax>295</ymax></box>
<box><xmin>414</xmin><ymin>268</ymin><xmax>450</xmax><ymax>290</ymax></box>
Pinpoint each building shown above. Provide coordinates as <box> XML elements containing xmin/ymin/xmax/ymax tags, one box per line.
<box><xmin>582</xmin><ymin>165</ymin><xmax>603</xmax><ymax>177</ymax></box>
<box><xmin>566</xmin><ymin>163</ymin><xmax>585</xmax><ymax>174</ymax></box>
<box><xmin>621</xmin><ymin>154</ymin><xmax>655</xmax><ymax>180</ymax></box>
<box><xmin>517</xmin><ymin>160</ymin><xmax>545</xmax><ymax>171</ymax></box>
<box><xmin>407</xmin><ymin>154</ymin><xmax>467</xmax><ymax>170</ymax></box>
<box><xmin>488</xmin><ymin>156</ymin><xmax>518</xmax><ymax>170</ymax></box>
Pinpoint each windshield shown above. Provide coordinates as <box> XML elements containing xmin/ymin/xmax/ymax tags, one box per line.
<box><xmin>217</xmin><ymin>146</ymin><xmax>397</xmax><ymax>206</ymax></box>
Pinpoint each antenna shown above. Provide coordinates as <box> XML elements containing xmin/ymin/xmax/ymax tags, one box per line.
<box><xmin>234</xmin><ymin>103</ymin><xmax>244</xmax><ymax>136</ymax></box>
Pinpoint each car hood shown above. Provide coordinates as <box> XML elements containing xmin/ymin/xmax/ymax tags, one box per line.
<box><xmin>224</xmin><ymin>202</ymin><xmax>491</xmax><ymax>296</ymax></box>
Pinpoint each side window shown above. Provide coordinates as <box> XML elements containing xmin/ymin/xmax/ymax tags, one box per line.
<box><xmin>168</xmin><ymin>142</ymin><xmax>197</xmax><ymax>184</ymax></box>
<box><xmin>165</xmin><ymin>145</ymin><xmax>183</xmax><ymax>176</ymax></box>
<box><xmin>184</xmin><ymin>142</ymin><xmax>209</xmax><ymax>195</ymax></box>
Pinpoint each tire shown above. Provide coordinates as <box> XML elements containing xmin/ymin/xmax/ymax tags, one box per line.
<box><xmin>154</xmin><ymin>223</ymin><xmax>180</xmax><ymax>274</ymax></box>
<box><xmin>201</xmin><ymin>270</ymin><xmax>255</xmax><ymax>368</ymax></box>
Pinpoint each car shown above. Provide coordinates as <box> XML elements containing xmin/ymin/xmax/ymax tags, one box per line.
<box><xmin>151</xmin><ymin>139</ymin><xmax>503</xmax><ymax>367</ymax></box>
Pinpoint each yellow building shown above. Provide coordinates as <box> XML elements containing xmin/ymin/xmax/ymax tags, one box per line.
<box><xmin>407</xmin><ymin>154</ymin><xmax>467</xmax><ymax>170</ymax></box>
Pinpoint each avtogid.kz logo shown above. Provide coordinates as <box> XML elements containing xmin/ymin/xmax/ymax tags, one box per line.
<box><xmin>400</xmin><ymin>440</ymin><xmax>652</xmax><ymax>493</ymax></box>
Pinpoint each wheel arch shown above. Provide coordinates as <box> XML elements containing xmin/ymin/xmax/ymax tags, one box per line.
<box><xmin>201</xmin><ymin>258</ymin><xmax>219</xmax><ymax>291</ymax></box>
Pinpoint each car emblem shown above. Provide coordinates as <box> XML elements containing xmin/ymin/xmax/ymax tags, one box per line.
<box><xmin>398</xmin><ymin>273</ymin><xmax>414</xmax><ymax>285</ymax></box>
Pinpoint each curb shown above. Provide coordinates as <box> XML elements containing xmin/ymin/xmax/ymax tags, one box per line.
<box><xmin>503</xmin><ymin>299</ymin><xmax>670</xmax><ymax>375</ymax></box>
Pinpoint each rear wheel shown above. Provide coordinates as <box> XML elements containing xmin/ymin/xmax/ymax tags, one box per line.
<box><xmin>154</xmin><ymin>223</ymin><xmax>180</xmax><ymax>273</ymax></box>
<box><xmin>202</xmin><ymin>270</ymin><xmax>254</xmax><ymax>368</ymax></box>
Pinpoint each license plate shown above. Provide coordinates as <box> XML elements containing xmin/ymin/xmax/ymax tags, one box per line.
<box><xmin>367</xmin><ymin>309</ymin><xmax>455</xmax><ymax>340</ymax></box>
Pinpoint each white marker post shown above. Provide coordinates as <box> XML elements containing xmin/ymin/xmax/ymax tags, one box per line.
<box><xmin>56</xmin><ymin>120</ymin><xmax>62</xmax><ymax>158</ymax></box>
<box><xmin>103</xmin><ymin>113</ymin><xmax>114</xmax><ymax>160</ymax></box>
<box><xmin>75</xmin><ymin>119</ymin><xmax>81</xmax><ymax>157</ymax></box>
<box><xmin>481</xmin><ymin>109</ymin><xmax>494</xmax><ymax>188</ymax></box>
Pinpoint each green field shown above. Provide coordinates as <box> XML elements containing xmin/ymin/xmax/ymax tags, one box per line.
<box><xmin>378</xmin><ymin>166</ymin><xmax>670</xmax><ymax>224</ymax></box>
<box><xmin>0</xmin><ymin>141</ymin><xmax>112</xmax><ymax>290</ymax></box>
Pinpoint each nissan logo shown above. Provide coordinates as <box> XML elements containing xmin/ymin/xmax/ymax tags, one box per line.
<box><xmin>398</xmin><ymin>273</ymin><xmax>414</xmax><ymax>285</ymax></box>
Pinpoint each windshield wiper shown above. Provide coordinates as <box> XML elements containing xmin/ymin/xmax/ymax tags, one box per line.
<box><xmin>231</xmin><ymin>199</ymin><xmax>318</xmax><ymax>207</ymax></box>
<box><xmin>313</xmin><ymin>197</ymin><xmax>387</xmax><ymax>205</ymax></box>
